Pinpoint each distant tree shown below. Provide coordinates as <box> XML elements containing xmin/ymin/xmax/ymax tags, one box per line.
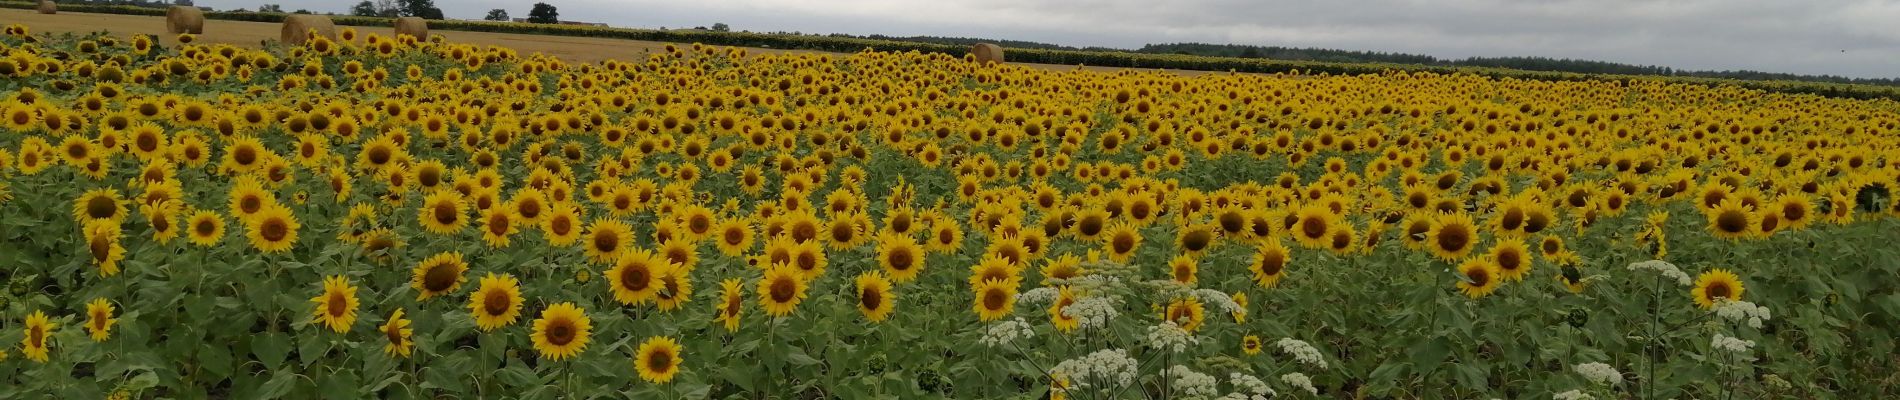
<box><xmin>258</xmin><ymin>4</ymin><xmax>283</xmax><ymax>12</ymax></box>
<box><xmin>484</xmin><ymin>9</ymin><xmax>510</xmax><ymax>21</ymax></box>
<box><xmin>711</xmin><ymin>22</ymin><xmax>729</xmax><ymax>32</ymax></box>
<box><xmin>374</xmin><ymin>0</ymin><xmax>401</xmax><ymax>17</ymax></box>
<box><xmin>526</xmin><ymin>2</ymin><xmax>559</xmax><ymax>24</ymax></box>
<box><xmin>1239</xmin><ymin>47</ymin><xmax>1261</xmax><ymax>58</ymax></box>
<box><xmin>293</xmin><ymin>9</ymin><xmax>311</xmax><ymax>14</ymax></box>
<box><xmin>172</xmin><ymin>0</ymin><xmax>194</xmax><ymax>6</ymax></box>
<box><xmin>350</xmin><ymin>1</ymin><xmax>379</xmax><ymax>16</ymax></box>
<box><xmin>400</xmin><ymin>0</ymin><xmax>444</xmax><ymax>19</ymax></box>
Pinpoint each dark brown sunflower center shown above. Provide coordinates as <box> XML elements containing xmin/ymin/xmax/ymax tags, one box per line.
<box><xmin>260</xmin><ymin>218</ymin><xmax>289</xmax><ymax>241</ymax></box>
<box><xmin>1218</xmin><ymin>212</ymin><xmax>1244</xmax><ymax>233</ymax></box>
<box><xmin>1500</xmin><ymin>209</ymin><xmax>1524</xmax><ymax>230</ymax></box>
<box><xmin>859</xmin><ymin>287</ymin><xmax>883</xmax><ymax>311</ymax></box>
<box><xmin>769</xmin><ymin>277</ymin><xmax>798</xmax><ymax>302</ymax></box>
<box><xmin>1182</xmin><ymin>230</ymin><xmax>1212</xmax><ymax>251</ymax></box>
<box><xmin>483</xmin><ymin>289</ymin><xmax>512</xmax><ymax>316</ymax></box>
<box><xmin>326</xmin><ymin>292</ymin><xmax>348</xmax><ymax>317</ymax></box>
<box><xmin>646</xmin><ymin>349</ymin><xmax>673</xmax><ymax>372</ymax></box>
<box><xmin>422</xmin><ymin>263</ymin><xmax>459</xmax><ymax>292</ymax></box>
<box><xmin>1300</xmin><ymin>217</ymin><xmax>1328</xmax><ymax>239</ymax></box>
<box><xmin>1437</xmin><ymin>226</ymin><xmax>1470</xmax><ymax>252</ymax></box>
<box><xmin>1465</xmin><ymin>268</ymin><xmax>1491</xmax><ymax>287</ymax></box>
<box><xmin>385</xmin><ymin>321</ymin><xmax>404</xmax><ymax>345</ymax></box>
<box><xmin>1111</xmin><ymin>234</ymin><xmax>1136</xmax><ymax>253</ymax></box>
<box><xmin>982</xmin><ymin>288</ymin><xmax>1008</xmax><ymax>311</ymax></box>
<box><xmin>544</xmin><ymin>321</ymin><xmax>575</xmax><ymax>345</ymax></box>
<box><xmin>618</xmin><ymin>264</ymin><xmax>651</xmax><ymax>292</ymax></box>
<box><xmin>1497</xmin><ymin>250</ymin><xmax>1523</xmax><ymax>271</ymax></box>
<box><xmin>87</xmin><ymin>196</ymin><xmax>117</xmax><ymax>219</ymax></box>
<box><xmin>886</xmin><ymin>248</ymin><xmax>914</xmax><ymax>271</ymax></box>
<box><xmin>1716</xmin><ymin>210</ymin><xmax>1749</xmax><ymax>233</ymax></box>
<box><xmin>1707</xmin><ymin>283</ymin><xmax>1732</xmax><ymax>300</ymax></box>
<box><xmin>195</xmin><ymin>219</ymin><xmax>217</xmax><ymax>236</ymax></box>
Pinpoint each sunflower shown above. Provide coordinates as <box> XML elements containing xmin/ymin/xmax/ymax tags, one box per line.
<box><xmin>1049</xmin><ymin>286</ymin><xmax>1079</xmax><ymax>333</ymax></box>
<box><xmin>21</xmin><ymin>310</ymin><xmax>52</xmax><ymax>363</ymax></box>
<box><xmin>855</xmin><ymin>272</ymin><xmax>896</xmax><ymax>322</ymax></box>
<box><xmin>1489</xmin><ymin>239</ymin><xmax>1532</xmax><ymax>282</ymax></box>
<box><xmin>1248</xmin><ymin>239</ymin><xmax>1291</xmax><ymax>288</ymax></box>
<box><xmin>469</xmin><ymin>273</ymin><xmax>524</xmax><ymax>331</ymax></box>
<box><xmin>85</xmin><ymin>298</ymin><xmax>116</xmax><ymax>342</ymax></box>
<box><xmin>542</xmin><ymin>202</ymin><xmax>584</xmax><ymax>247</ymax></box>
<box><xmin>606</xmin><ymin>248</ymin><xmax>669</xmax><ymax>305</ymax></box>
<box><xmin>1692</xmin><ymin>269</ymin><xmax>1745</xmax><ymax>309</ymax></box>
<box><xmin>381</xmin><ymin>309</ymin><xmax>414</xmax><ymax>358</ymax></box>
<box><xmin>1242</xmin><ymin>335</ymin><xmax>1264</xmax><ymax>355</ymax></box>
<box><xmin>412</xmin><ymin>251</ymin><xmax>468</xmax><ymax>300</ymax></box>
<box><xmin>1705</xmin><ymin>198</ymin><xmax>1756</xmax><ymax>240</ymax></box>
<box><xmin>653</xmin><ymin>265</ymin><xmax>694</xmax><ymax>312</ymax></box>
<box><xmin>1773</xmin><ymin>194</ymin><xmax>1814</xmax><ymax>230</ymax></box>
<box><xmin>758</xmin><ymin>263</ymin><xmax>809</xmax><ymax>317</ymax></box>
<box><xmin>1167</xmin><ymin>255</ymin><xmax>1199</xmax><ymax>284</ymax></box>
<box><xmin>1175</xmin><ymin>223</ymin><xmax>1218</xmax><ymax>256</ymax></box>
<box><xmin>860</xmin><ymin>234</ymin><xmax>922</xmax><ymax>283</ymax></box>
<box><xmin>1455</xmin><ymin>257</ymin><xmax>1501</xmax><ymax>299</ymax></box>
<box><xmin>479</xmin><ymin>207</ymin><xmax>517</xmax><ymax>247</ymax></box>
<box><xmin>969</xmin><ymin>253</ymin><xmax>1023</xmax><ymax>288</ymax></box>
<box><xmin>142</xmin><ymin>201</ymin><xmax>182</xmax><ymax>244</ymax></box>
<box><xmin>1040</xmin><ymin>253</ymin><xmax>1085</xmax><ymax>285</ymax></box>
<box><xmin>715</xmin><ymin>278</ymin><xmax>744</xmax><ymax>331</ymax></box>
<box><xmin>1290</xmin><ymin>205</ymin><xmax>1337</xmax><ymax>248</ymax></box>
<box><xmin>1100</xmin><ymin>221</ymin><xmax>1143</xmax><ymax>262</ymax></box>
<box><xmin>245</xmin><ymin>203</ymin><xmax>300</xmax><ymax>253</ymax></box>
<box><xmin>418</xmin><ymin>190</ymin><xmax>469</xmax><ymax>235</ymax></box>
<box><xmin>311</xmin><ymin>275</ymin><xmax>359</xmax><ymax>333</ymax></box>
<box><xmin>1163</xmin><ymin>297</ymin><xmax>1206</xmax><ymax>332</ymax></box>
<box><xmin>712</xmin><ymin>218</ymin><xmax>754</xmax><ymax>256</ymax></box>
<box><xmin>972</xmin><ymin>278</ymin><xmax>1017</xmax><ymax>322</ymax></box>
<box><xmin>1553</xmin><ymin>253</ymin><xmax>1587</xmax><ymax>294</ymax></box>
<box><xmin>73</xmin><ymin>188</ymin><xmax>128</xmax><ymax>225</ymax></box>
<box><xmin>531</xmin><ymin>302</ymin><xmax>592</xmax><ymax>361</ymax></box>
<box><xmin>787</xmin><ymin>239</ymin><xmax>829</xmax><ymax>280</ymax></box>
<box><xmin>1427</xmin><ymin>212</ymin><xmax>1479</xmax><ymax>261</ymax></box>
<box><xmin>583</xmin><ymin>218</ymin><xmax>634</xmax><ymax>264</ymax></box>
<box><xmin>1070</xmin><ymin>208</ymin><xmax>1109</xmax><ymax>240</ymax></box>
<box><xmin>58</xmin><ymin>135</ymin><xmax>94</xmax><ymax>166</ymax></box>
<box><xmin>822</xmin><ymin>214</ymin><xmax>868</xmax><ymax>250</ymax></box>
<box><xmin>85</xmin><ymin>219</ymin><xmax>126</xmax><ymax>276</ymax></box>
<box><xmin>926</xmin><ymin>219</ymin><xmax>965</xmax><ymax>254</ymax></box>
<box><xmin>634</xmin><ymin>336</ymin><xmax>684</xmax><ymax>384</ymax></box>
<box><xmin>659</xmin><ymin>239</ymin><xmax>699</xmax><ymax>272</ymax></box>
<box><xmin>675</xmin><ymin>205</ymin><xmax>717</xmax><ymax>242</ymax></box>
<box><xmin>181</xmin><ymin>209</ymin><xmax>225</xmax><ymax>246</ymax></box>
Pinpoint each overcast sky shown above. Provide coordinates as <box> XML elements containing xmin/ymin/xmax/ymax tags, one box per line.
<box><xmin>192</xmin><ymin>0</ymin><xmax>1900</xmax><ymax>79</ymax></box>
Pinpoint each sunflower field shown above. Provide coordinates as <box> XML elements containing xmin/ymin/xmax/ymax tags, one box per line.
<box><xmin>0</xmin><ymin>22</ymin><xmax>1898</xmax><ymax>399</ymax></box>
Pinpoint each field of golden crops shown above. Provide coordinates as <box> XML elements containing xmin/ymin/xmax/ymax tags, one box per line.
<box><xmin>0</xmin><ymin>18</ymin><xmax>1898</xmax><ymax>400</ymax></box>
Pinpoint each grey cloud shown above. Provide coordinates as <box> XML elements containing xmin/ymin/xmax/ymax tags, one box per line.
<box><xmin>192</xmin><ymin>0</ymin><xmax>1900</xmax><ymax>78</ymax></box>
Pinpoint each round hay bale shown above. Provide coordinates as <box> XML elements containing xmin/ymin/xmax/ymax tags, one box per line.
<box><xmin>970</xmin><ymin>43</ymin><xmax>1005</xmax><ymax>64</ymax></box>
<box><xmin>165</xmin><ymin>6</ymin><xmax>204</xmax><ymax>34</ymax></box>
<box><xmin>280</xmin><ymin>14</ymin><xmax>337</xmax><ymax>46</ymax></box>
<box><xmin>36</xmin><ymin>0</ymin><xmax>56</xmax><ymax>14</ymax></box>
<box><xmin>393</xmin><ymin>17</ymin><xmax>429</xmax><ymax>40</ymax></box>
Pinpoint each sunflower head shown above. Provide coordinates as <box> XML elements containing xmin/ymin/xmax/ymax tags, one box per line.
<box><xmin>1455</xmin><ymin>257</ymin><xmax>1501</xmax><ymax>299</ymax></box>
<box><xmin>531</xmin><ymin>302</ymin><xmax>592</xmax><ymax>361</ymax></box>
<box><xmin>1692</xmin><ymin>269</ymin><xmax>1745</xmax><ymax>309</ymax></box>
<box><xmin>855</xmin><ymin>272</ymin><xmax>896</xmax><ymax>322</ymax></box>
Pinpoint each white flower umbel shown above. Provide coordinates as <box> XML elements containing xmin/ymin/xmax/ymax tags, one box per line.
<box><xmin>1050</xmin><ymin>348</ymin><xmax>1140</xmax><ymax>390</ymax></box>
<box><xmin>1146</xmin><ymin>321</ymin><xmax>1200</xmax><ymax>353</ymax></box>
<box><xmin>1228</xmin><ymin>372</ymin><xmax>1275</xmax><ymax>398</ymax></box>
<box><xmin>1572</xmin><ymin>362</ymin><xmax>1622</xmax><ymax>386</ymax></box>
<box><xmin>1167</xmin><ymin>365</ymin><xmax>1219</xmax><ymax>398</ymax></box>
<box><xmin>1711</xmin><ymin>333</ymin><xmax>1756</xmax><ymax>354</ymax></box>
<box><xmin>1552</xmin><ymin>389</ymin><xmax>1596</xmax><ymax>400</ymax></box>
<box><xmin>1068</xmin><ymin>295</ymin><xmax>1122</xmax><ymax>331</ymax></box>
<box><xmin>1193</xmin><ymin>289</ymin><xmax>1242</xmax><ymax>315</ymax></box>
<box><xmin>1275</xmin><ymin>338</ymin><xmax>1330</xmax><ymax>369</ymax></box>
<box><xmin>1280</xmin><ymin>372</ymin><xmax>1318</xmax><ymax>396</ymax></box>
<box><xmin>978</xmin><ymin>318</ymin><xmax>1036</xmax><ymax>348</ymax></box>
<box><xmin>1711</xmin><ymin>299</ymin><xmax>1772</xmax><ymax>329</ymax></box>
<box><xmin>1016</xmin><ymin>287</ymin><xmax>1059</xmax><ymax>306</ymax></box>
<box><xmin>1626</xmin><ymin>260</ymin><xmax>1692</xmax><ymax>286</ymax></box>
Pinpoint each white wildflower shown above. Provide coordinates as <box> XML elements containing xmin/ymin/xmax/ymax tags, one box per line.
<box><xmin>1016</xmin><ymin>287</ymin><xmax>1059</xmax><ymax>306</ymax></box>
<box><xmin>1068</xmin><ymin>295</ymin><xmax>1122</xmax><ymax>330</ymax></box>
<box><xmin>1050</xmin><ymin>348</ymin><xmax>1140</xmax><ymax>390</ymax></box>
<box><xmin>1280</xmin><ymin>372</ymin><xmax>1318</xmax><ymax>396</ymax></box>
<box><xmin>1168</xmin><ymin>365</ymin><xmax>1219</xmax><ymax>398</ymax></box>
<box><xmin>1228</xmin><ymin>373</ymin><xmax>1275</xmax><ymax>397</ymax></box>
<box><xmin>1572</xmin><ymin>362</ymin><xmax>1622</xmax><ymax>386</ymax></box>
<box><xmin>1146</xmin><ymin>321</ymin><xmax>1200</xmax><ymax>353</ymax></box>
<box><xmin>1711</xmin><ymin>299</ymin><xmax>1771</xmax><ymax>329</ymax></box>
<box><xmin>1711</xmin><ymin>333</ymin><xmax>1756</xmax><ymax>354</ymax></box>
<box><xmin>1553</xmin><ymin>389</ymin><xmax>1595</xmax><ymax>400</ymax></box>
<box><xmin>1276</xmin><ymin>338</ymin><xmax>1329</xmax><ymax>369</ymax></box>
<box><xmin>978</xmin><ymin>318</ymin><xmax>1036</xmax><ymax>347</ymax></box>
<box><xmin>1193</xmin><ymin>289</ymin><xmax>1242</xmax><ymax>315</ymax></box>
<box><xmin>1626</xmin><ymin>260</ymin><xmax>1692</xmax><ymax>286</ymax></box>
